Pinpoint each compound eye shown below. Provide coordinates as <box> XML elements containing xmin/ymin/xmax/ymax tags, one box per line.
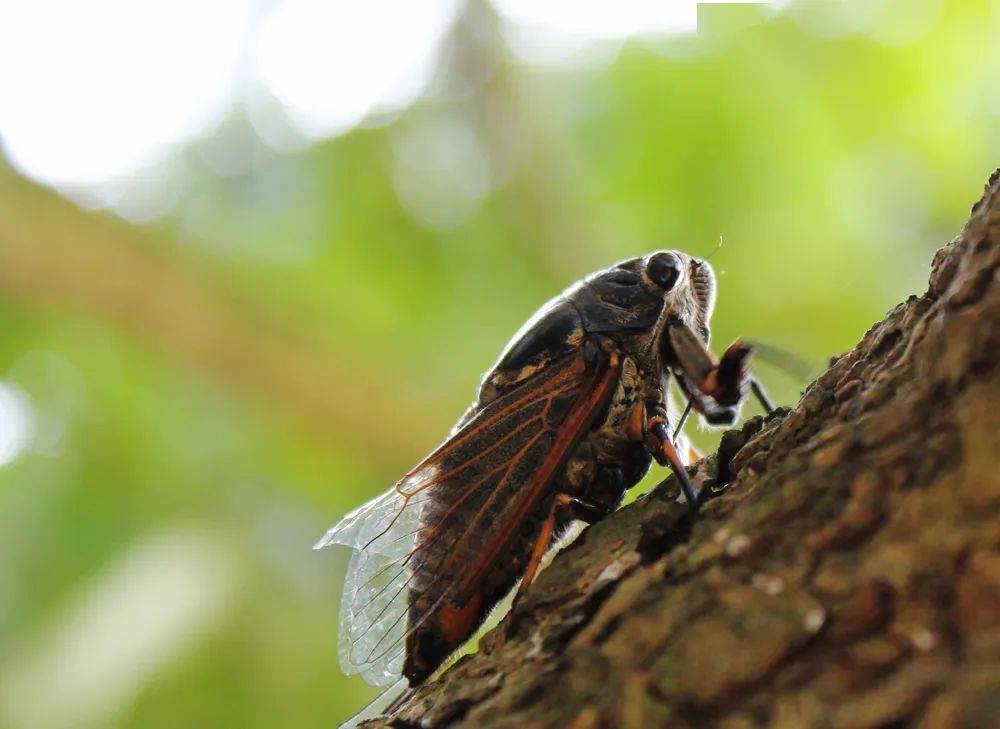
<box><xmin>645</xmin><ymin>252</ymin><xmax>681</xmax><ymax>291</ymax></box>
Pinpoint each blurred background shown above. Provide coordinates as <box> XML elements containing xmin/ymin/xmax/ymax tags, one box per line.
<box><xmin>0</xmin><ymin>0</ymin><xmax>997</xmax><ymax>725</ymax></box>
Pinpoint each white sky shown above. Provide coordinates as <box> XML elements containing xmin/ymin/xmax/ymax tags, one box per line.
<box><xmin>0</xmin><ymin>0</ymin><xmax>251</xmax><ymax>189</ymax></box>
<box><xmin>0</xmin><ymin>0</ymin><xmax>788</xmax><ymax>210</ymax></box>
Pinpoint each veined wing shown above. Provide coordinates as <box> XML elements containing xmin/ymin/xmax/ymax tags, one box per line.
<box><xmin>314</xmin><ymin>348</ymin><xmax>619</xmax><ymax>686</ymax></box>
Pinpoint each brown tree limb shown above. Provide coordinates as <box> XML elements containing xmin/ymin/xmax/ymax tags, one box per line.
<box><xmin>0</xmin><ymin>165</ymin><xmax>439</xmax><ymax>458</ymax></box>
<box><xmin>366</xmin><ymin>170</ymin><xmax>1000</xmax><ymax>728</ymax></box>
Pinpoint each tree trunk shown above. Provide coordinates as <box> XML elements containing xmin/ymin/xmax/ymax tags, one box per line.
<box><xmin>365</xmin><ymin>170</ymin><xmax>1000</xmax><ymax>729</ymax></box>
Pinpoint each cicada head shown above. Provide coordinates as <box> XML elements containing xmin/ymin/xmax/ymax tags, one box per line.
<box><xmin>571</xmin><ymin>249</ymin><xmax>718</xmax><ymax>367</ymax></box>
<box><xmin>638</xmin><ymin>250</ymin><xmax>717</xmax><ymax>344</ymax></box>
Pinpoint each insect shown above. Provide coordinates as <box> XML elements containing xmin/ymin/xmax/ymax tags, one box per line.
<box><xmin>315</xmin><ymin>250</ymin><xmax>773</xmax><ymax>689</ymax></box>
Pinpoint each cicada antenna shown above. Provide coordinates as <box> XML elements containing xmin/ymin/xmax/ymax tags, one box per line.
<box><xmin>693</xmin><ymin>236</ymin><xmax>725</xmax><ymax>272</ymax></box>
<box><xmin>706</xmin><ymin>235</ymin><xmax>724</xmax><ymax>263</ymax></box>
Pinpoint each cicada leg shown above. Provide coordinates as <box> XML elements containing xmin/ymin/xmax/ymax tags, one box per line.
<box><xmin>715</xmin><ymin>344</ymin><xmax>776</xmax><ymax>415</ymax></box>
<box><xmin>515</xmin><ymin>493</ymin><xmax>606</xmax><ymax>600</ymax></box>
<box><xmin>750</xmin><ymin>376</ymin><xmax>775</xmax><ymax>414</ymax></box>
<box><xmin>669</xmin><ymin>320</ymin><xmax>775</xmax><ymax>417</ymax></box>
<box><xmin>645</xmin><ymin>418</ymin><xmax>701</xmax><ymax>513</ymax></box>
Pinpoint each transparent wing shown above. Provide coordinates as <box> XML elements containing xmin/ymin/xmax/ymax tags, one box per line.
<box><xmin>313</xmin><ymin>470</ymin><xmax>434</xmax><ymax>686</ymax></box>
<box><xmin>314</xmin><ymin>350</ymin><xmax>617</xmax><ymax>686</ymax></box>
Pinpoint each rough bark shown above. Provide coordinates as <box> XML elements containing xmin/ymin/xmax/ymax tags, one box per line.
<box><xmin>365</xmin><ymin>170</ymin><xmax>1000</xmax><ymax>729</ymax></box>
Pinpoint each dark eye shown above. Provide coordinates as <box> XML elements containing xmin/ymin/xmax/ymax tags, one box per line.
<box><xmin>645</xmin><ymin>252</ymin><xmax>681</xmax><ymax>291</ymax></box>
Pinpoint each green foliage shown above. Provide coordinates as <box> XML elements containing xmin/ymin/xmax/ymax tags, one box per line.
<box><xmin>1</xmin><ymin>1</ymin><xmax>997</xmax><ymax>725</ymax></box>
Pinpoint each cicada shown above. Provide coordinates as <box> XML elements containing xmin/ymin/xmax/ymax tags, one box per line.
<box><xmin>315</xmin><ymin>250</ymin><xmax>772</xmax><ymax>689</ymax></box>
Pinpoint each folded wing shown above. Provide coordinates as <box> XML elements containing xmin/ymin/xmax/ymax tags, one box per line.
<box><xmin>315</xmin><ymin>348</ymin><xmax>618</xmax><ymax>685</ymax></box>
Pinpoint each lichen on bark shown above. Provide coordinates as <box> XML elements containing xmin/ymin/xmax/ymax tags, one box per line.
<box><xmin>365</xmin><ymin>170</ymin><xmax>1000</xmax><ymax>729</ymax></box>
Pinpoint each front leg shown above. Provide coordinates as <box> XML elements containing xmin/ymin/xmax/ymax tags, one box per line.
<box><xmin>667</xmin><ymin>317</ymin><xmax>774</xmax><ymax>418</ymax></box>
<box><xmin>668</xmin><ymin>319</ymin><xmax>751</xmax><ymax>407</ymax></box>
<box><xmin>674</xmin><ymin>368</ymin><xmax>741</xmax><ymax>426</ymax></box>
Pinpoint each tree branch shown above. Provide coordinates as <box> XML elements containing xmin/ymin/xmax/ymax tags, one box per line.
<box><xmin>366</xmin><ymin>170</ymin><xmax>1000</xmax><ymax>728</ymax></box>
<box><xmin>0</xmin><ymin>165</ymin><xmax>439</xmax><ymax>458</ymax></box>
